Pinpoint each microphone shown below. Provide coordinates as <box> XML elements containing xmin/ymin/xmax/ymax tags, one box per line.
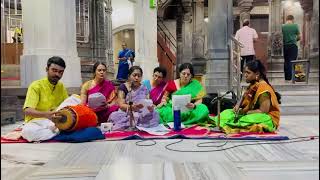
<box><xmin>210</xmin><ymin>90</ymin><xmax>234</xmax><ymax>104</ymax></box>
<box><xmin>128</xmin><ymin>81</ymin><xmax>134</xmax><ymax>106</ymax></box>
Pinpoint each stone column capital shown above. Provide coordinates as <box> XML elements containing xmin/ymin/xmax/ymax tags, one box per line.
<box><xmin>182</xmin><ymin>0</ymin><xmax>192</xmax><ymax>14</ymax></box>
<box><xmin>300</xmin><ymin>0</ymin><xmax>313</xmax><ymax>15</ymax></box>
<box><xmin>238</xmin><ymin>0</ymin><xmax>253</xmax><ymax>13</ymax></box>
<box><xmin>104</xmin><ymin>0</ymin><xmax>112</xmax><ymax>14</ymax></box>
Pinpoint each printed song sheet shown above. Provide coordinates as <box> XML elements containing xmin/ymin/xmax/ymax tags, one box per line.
<box><xmin>172</xmin><ymin>94</ymin><xmax>191</xmax><ymax>112</ymax></box>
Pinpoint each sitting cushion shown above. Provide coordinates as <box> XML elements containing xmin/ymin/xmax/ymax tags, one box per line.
<box><xmin>52</xmin><ymin>127</ymin><xmax>105</xmax><ymax>143</ymax></box>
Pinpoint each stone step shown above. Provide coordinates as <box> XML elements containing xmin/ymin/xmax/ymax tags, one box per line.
<box><xmin>1</xmin><ymin>80</ymin><xmax>20</xmax><ymax>86</ymax></box>
<box><xmin>241</xmin><ymin>83</ymin><xmax>319</xmax><ymax>91</ymax></box>
<box><xmin>1</xmin><ymin>65</ymin><xmax>20</xmax><ymax>78</ymax></box>
<box><xmin>281</xmin><ymin>94</ymin><xmax>319</xmax><ymax>104</ymax></box>
<box><xmin>267</xmin><ymin>70</ymin><xmax>319</xmax><ymax>77</ymax></box>
<box><xmin>1</xmin><ymin>112</ymin><xmax>16</xmax><ymax>126</ymax></box>
<box><xmin>268</xmin><ymin>77</ymin><xmax>319</xmax><ymax>84</ymax></box>
<box><xmin>280</xmin><ymin>102</ymin><xmax>319</xmax><ymax>115</ymax></box>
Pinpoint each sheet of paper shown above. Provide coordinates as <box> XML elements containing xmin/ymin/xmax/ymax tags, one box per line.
<box><xmin>172</xmin><ymin>94</ymin><xmax>191</xmax><ymax>112</ymax></box>
<box><xmin>136</xmin><ymin>124</ymin><xmax>171</xmax><ymax>135</ymax></box>
<box><xmin>136</xmin><ymin>99</ymin><xmax>153</xmax><ymax>117</ymax></box>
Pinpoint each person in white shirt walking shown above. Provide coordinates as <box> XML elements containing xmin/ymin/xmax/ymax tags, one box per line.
<box><xmin>235</xmin><ymin>19</ymin><xmax>258</xmax><ymax>79</ymax></box>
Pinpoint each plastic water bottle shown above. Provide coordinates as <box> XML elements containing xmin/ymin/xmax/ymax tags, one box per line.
<box><xmin>173</xmin><ymin>106</ymin><xmax>181</xmax><ymax>131</ymax></box>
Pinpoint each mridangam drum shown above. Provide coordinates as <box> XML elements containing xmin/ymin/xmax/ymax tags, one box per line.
<box><xmin>53</xmin><ymin>104</ymin><xmax>98</xmax><ymax>132</ymax></box>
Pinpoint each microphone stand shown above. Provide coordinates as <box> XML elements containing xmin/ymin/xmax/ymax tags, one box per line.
<box><xmin>128</xmin><ymin>81</ymin><xmax>136</xmax><ymax>131</ymax></box>
<box><xmin>210</xmin><ymin>90</ymin><xmax>233</xmax><ymax>130</ymax></box>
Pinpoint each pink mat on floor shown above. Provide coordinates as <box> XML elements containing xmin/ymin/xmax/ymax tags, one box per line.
<box><xmin>104</xmin><ymin>125</ymin><xmax>289</xmax><ymax>141</ymax></box>
<box><xmin>1</xmin><ymin>125</ymin><xmax>288</xmax><ymax>144</ymax></box>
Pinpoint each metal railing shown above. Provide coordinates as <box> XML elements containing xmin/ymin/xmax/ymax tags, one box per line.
<box><xmin>229</xmin><ymin>36</ymin><xmax>244</xmax><ymax>101</ymax></box>
<box><xmin>157</xmin><ymin>17</ymin><xmax>177</xmax><ymax>54</ymax></box>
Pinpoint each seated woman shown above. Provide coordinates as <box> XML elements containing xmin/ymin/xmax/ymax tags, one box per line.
<box><xmin>211</xmin><ymin>60</ymin><xmax>281</xmax><ymax>133</ymax></box>
<box><xmin>108</xmin><ymin>66</ymin><xmax>160</xmax><ymax>131</ymax></box>
<box><xmin>142</xmin><ymin>66</ymin><xmax>168</xmax><ymax>106</ymax></box>
<box><xmin>156</xmin><ymin>63</ymin><xmax>209</xmax><ymax>125</ymax></box>
<box><xmin>80</xmin><ymin>61</ymin><xmax>119</xmax><ymax>124</ymax></box>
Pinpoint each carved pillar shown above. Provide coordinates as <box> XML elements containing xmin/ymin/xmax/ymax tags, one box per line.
<box><xmin>93</xmin><ymin>0</ymin><xmax>107</xmax><ymax>62</ymax></box>
<box><xmin>205</xmin><ymin>0</ymin><xmax>233</xmax><ymax>93</ymax></box>
<box><xmin>311</xmin><ymin>0</ymin><xmax>319</xmax><ymax>56</ymax></box>
<box><xmin>238</xmin><ymin>0</ymin><xmax>253</xmax><ymax>27</ymax></box>
<box><xmin>268</xmin><ymin>0</ymin><xmax>283</xmax><ymax>57</ymax></box>
<box><xmin>311</xmin><ymin>0</ymin><xmax>319</xmax><ymax>55</ymax></box>
<box><xmin>301</xmin><ymin>0</ymin><xmax>318</xmax><ymax>57</ymax></box>
<box><xmin>191</xmin><ymin>0</ymin><xmax>206</xmax><ymax>74</ymax></box>
<box><xmin>176</xmin><ymin>4</ymin><xmax>183</xmax><ymax>77</ymax></box>
<box><xmin>300</xmin><ymin>0</ymin><xmax>313</xmax><ymax>59</ymax></box>
<box><xmin>104</xmin><ymin>0</ymin><xmax>114</xmax><ymax>74</ymax></box>
<box><xmin>181</xmin><ymin>0</ymin><xmax>193</xmax><ymax>64</ymax></box>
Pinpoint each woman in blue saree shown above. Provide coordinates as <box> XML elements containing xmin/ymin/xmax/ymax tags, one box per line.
<box><xmin>116</xmin><ymin>43</ymin><xmax>134</xmax><ymax>80</ymax></box>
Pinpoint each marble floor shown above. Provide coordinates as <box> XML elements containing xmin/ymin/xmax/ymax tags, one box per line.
<box><xmin>1</xmin><ymin>115</ymin><xmax>319</xmax><ymax>180</ymax></box>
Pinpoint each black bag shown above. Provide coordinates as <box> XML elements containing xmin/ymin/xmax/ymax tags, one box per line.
<box><xmin>202</xmin><ymin>92</ymin><xmax>237</xmax><ymax>115</ymax></box>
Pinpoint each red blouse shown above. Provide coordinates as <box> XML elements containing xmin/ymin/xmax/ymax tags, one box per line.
<box><xmin>165</xmin><ymin>80</ymin><xmax>178</xmax><ymax>93</ymax></box>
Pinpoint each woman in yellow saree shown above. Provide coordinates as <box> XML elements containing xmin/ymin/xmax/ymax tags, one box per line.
<box><xmin>211</xmin><ymin>60</ymin><xmax>281</xmax><ymax>133</ymax></box>
<box><xmin>156</xmin><ymin>63</ymin><xmax>209</xmax><ymax>125</ymax></box>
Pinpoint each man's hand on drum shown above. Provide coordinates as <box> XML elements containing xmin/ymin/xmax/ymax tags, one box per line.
<box><xmin>44</xmin><ymin>111</ymin><xmax>56</xmax><ymax>120</ymax></box>
<box><xmin>50</xmin><ymin>112</ymin><xmax>63</xmax><ymax>122</ymax></box>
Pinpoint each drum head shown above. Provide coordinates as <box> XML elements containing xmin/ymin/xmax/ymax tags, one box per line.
<box><xmin>55</xmin><ymin>108</ymin><xmax>75</xmax><ymax>131</ymax></box>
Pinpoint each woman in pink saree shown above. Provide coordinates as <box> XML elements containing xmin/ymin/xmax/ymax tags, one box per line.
<box><xmin>80</xmin><ymin>62</ymin><xmax>119</xmax><ymax>124</ymax></box>
<box><xmin>142</xmin><ymin>67</ymin><xmax>168</xmax><ymax>106</ymax></box>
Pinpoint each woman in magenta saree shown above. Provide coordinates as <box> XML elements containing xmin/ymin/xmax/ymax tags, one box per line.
<box><xmin>80</xmin><ymin>62</ymin><xmax>119</xmax><ymax>123</ymax></box>
<box><xmin>142</xmin><ymin>67</ymin><xmax>168</xmax><ymax>106</ymax></box>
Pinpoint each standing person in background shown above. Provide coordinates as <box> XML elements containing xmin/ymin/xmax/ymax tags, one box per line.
<box><xmin>282</xmin><ymin>15</ymin><xmax>301</xmax><ymax>82</ymax></box>
<box><xmin>116</xmin><ymin>42</ymin><xmax>134</xmax><ymax>80</ymax></box>
<box><xmin>235</xmin><ymin>19</ymin><xmax>258</xmax><ymax>79</ymax></box>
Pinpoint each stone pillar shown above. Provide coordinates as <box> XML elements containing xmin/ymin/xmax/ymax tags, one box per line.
<box><xmin>92</xmin><ymin>0</ymin><xmax>107</xmax><ymax>62</ymax></box>
<box><xmin>310</xmin><ymin>0</ymin><xmax>318</xmax><ymax>56</ymax></box>
<box><xmin>20</xmin><ymin>0</ymin><xmax>81</xmax><ymax>88</ymax></box>
<box><xmin>104</xmin><ymin>0</ymin><xmax>114</xmax><ymax>75</ymax></box>
<box><xmin>268</xmin><ymin>0</ymin><xmax>283</xmax><ymax>57</ymax></box>
<box><xmin>181</xmin><ymin>0</ymin><xmax>193</xmax><ymax>64</ymax></box>
<box><xmin>191</xmin><ymin>0</ymin><xmax>206</xmax><ymax>75</ymax></box>
<box><xmin>205</xmin><ymin>0</ymin><xmax>233</xmax><ymax>93</ymax></box>
<box><xmin>134</xmin><ymin>0</ymin><xmax>158</xmax><ymax>80</ymax></box>
<box><xmin>176</xmin><ymin>5</ymin><xmax>184</xmax><ymax>77</ymax></box>
<box><xmin>238</xmin><ymin>0</ymin><xmax>253</xmax><ymax>27</ymax></box>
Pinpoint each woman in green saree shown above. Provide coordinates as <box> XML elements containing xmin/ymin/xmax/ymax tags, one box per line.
<box><xmin>156</xmin><ymin>63</ymin><xmax>209</xmax><ymax>125</ymax></box>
